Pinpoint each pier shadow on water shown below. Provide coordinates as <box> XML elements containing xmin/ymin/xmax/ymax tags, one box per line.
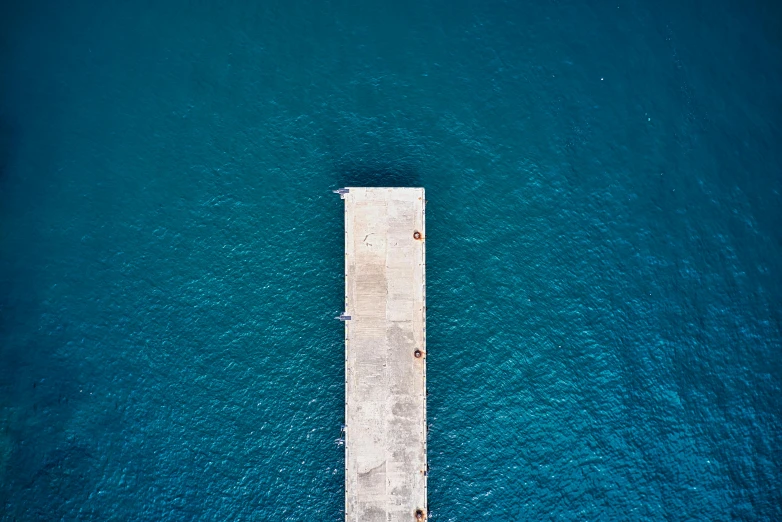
<box><xmin>334</xmin><ymin>158</ymin><xmax>422</xmax><ymax>189</ymax></box>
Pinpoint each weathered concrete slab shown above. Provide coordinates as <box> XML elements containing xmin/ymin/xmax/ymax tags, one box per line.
<box><xmin>342</xmin><ymin>187</ymin><xmax>427</xmax><ymax>522</ymax></box>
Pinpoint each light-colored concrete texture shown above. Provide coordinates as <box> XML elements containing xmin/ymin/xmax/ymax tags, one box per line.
<box><xmin>342</xmin><ymin>187</ymin><xmax>427</xmax><ymax>522</ymax></box>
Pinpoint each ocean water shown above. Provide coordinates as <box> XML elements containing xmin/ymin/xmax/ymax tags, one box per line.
<box><xmin>1</xmin><ymin>0</ymin><xmax>780</xmax><ymax>520</ymax></box>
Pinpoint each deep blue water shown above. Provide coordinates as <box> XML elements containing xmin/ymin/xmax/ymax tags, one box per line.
<box><xmin>1</xmin><ymin>0</ymin><xmax>780</xmax><ymax>520</ymax></box>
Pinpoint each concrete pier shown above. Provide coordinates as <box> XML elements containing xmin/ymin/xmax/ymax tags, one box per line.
<box><xmin>341</xmin><ymin>187</ymin><xmax>427</xmax><ymax>522</ymax></box>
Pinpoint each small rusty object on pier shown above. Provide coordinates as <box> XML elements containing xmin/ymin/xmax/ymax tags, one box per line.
<box><xmin>414</xmin><ymin>349</ymin><xmax>423</xmax><ymax>358</ymax></box>
<box><xmin>413</xmin><ymin>230</ymin><xmax>422</xmax><ymax>240</ymax></box>
<box><xmin>415</xmin><ymin>508</ymin><xmax>425</xmax><ymax>520</ymax></box>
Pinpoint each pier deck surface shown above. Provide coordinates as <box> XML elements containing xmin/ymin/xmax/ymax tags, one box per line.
<box><xmin>343</xmin><ymin>187</ymin><xmax>427</xmax><ymax>522</ymax></box>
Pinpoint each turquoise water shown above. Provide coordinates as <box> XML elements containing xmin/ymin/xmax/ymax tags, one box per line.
<box><xmin>1</xmin><ymin>0</ymin><xmax>780</xmax><ymax>520</ymax></box>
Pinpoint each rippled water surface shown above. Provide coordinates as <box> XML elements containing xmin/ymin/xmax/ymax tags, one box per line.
<box><xmin>1</xmin><ymin>1</ymin><xmax>780</xmax><ymax>520</ymax></box>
